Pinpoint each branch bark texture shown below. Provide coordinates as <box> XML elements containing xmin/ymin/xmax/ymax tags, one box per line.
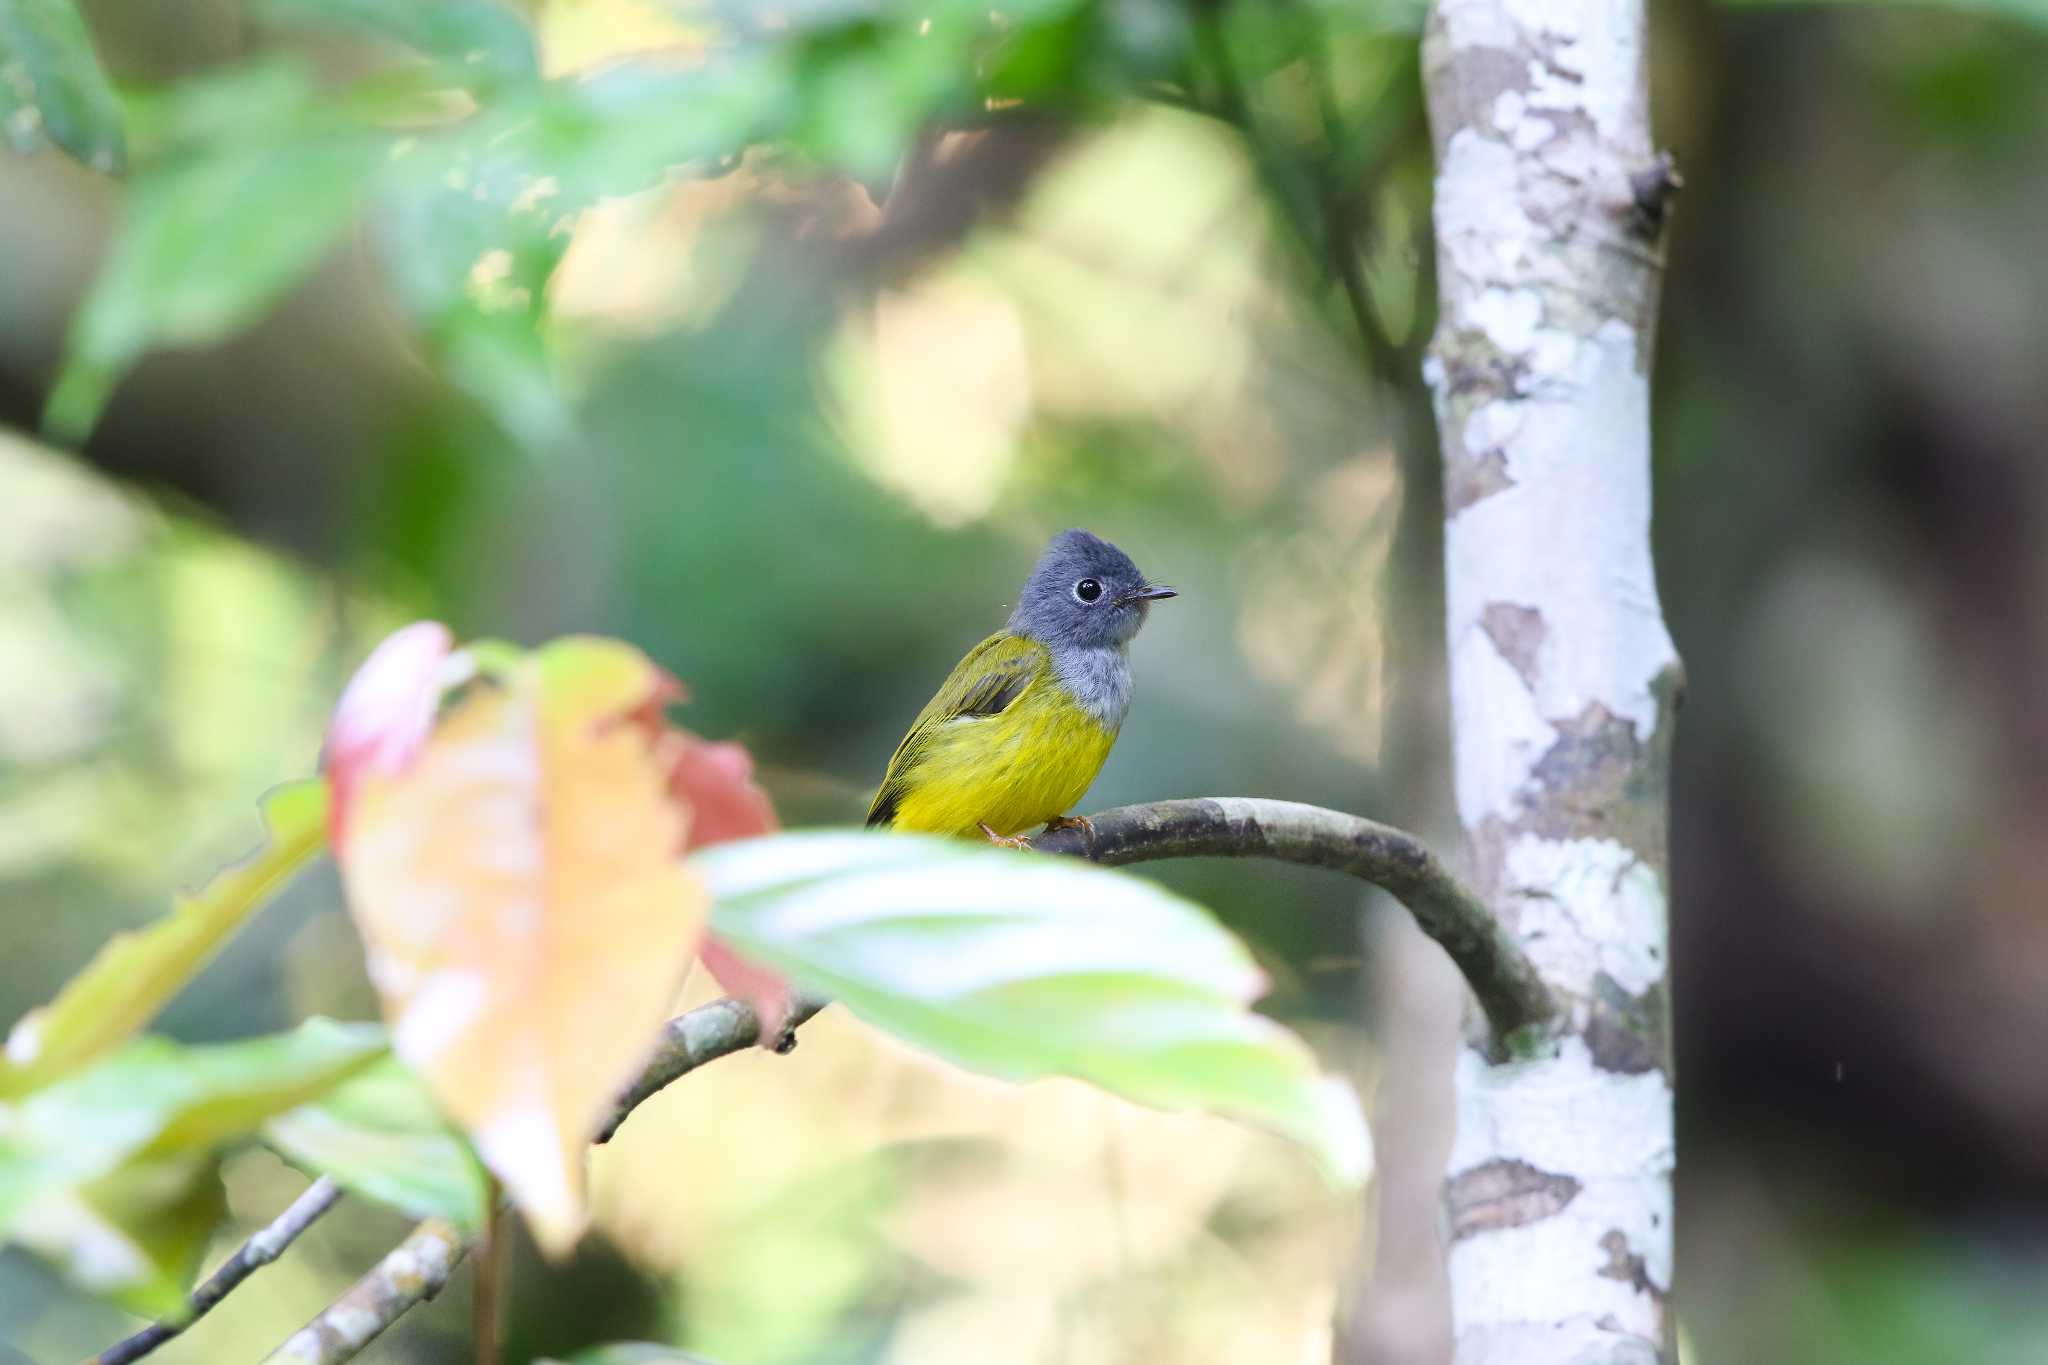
<box><xmin>1034</xmin><ymin>797</ymin><xmax>1552</xmax><ymax>1043</ymax></box>
<box><xmin>262</xmin><ymin>1217</ymin><xmax>468</xmax><ymax>1365</ymax></box>
<box><xmin>596</xmin><ymin>992</ymin><xmax>828</xmax><ymax>1144</ymax></box>
<box><xmin>1422</xmin><ymin>2</ymin><xmax>1682</xmax><ymax>1362</ymax></box>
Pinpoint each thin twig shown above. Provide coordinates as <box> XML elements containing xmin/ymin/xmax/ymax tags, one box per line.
<box><xmin>1295</xmin><ymin>12</ymin><xmax>1417</xmax><ymax>381</ymax></box>
<box><xmin>256</xmin><ymin>990</ymin><xmax>821</xmax><ymax>1365</ymax></box>
<box><xmin>261</xmin><ymin>1217</ymin><xmax>469</xmax><ymax>1365</ymax></box>
<box><xmin>243</xmin><ymin>986</ymin><xmax>811</xmax><ymax>1358</ymax></box>
<box><xmin>1192</xmin><ymin>2</ymin><xmax>1425</xmax><ymax>384</ymax></box>
<box><xmin>1034</xmin><ymin>797</ymin><xmax>1556</xmax><ymax>1045</ymax></box>
<box><xmin>472</xmin><ymin>1179</ymin><xmax>504</xmax><ymax>1365</ymax></box>
<box><xmin>1194</xmin><ymin>8</ymin><xmax>1329</xmax><ymax>276</ymax></box>
<box><xmin>97</xmin><ymin>1175</ymin><xmax>346</xmax><ymax>1365</ymax></box>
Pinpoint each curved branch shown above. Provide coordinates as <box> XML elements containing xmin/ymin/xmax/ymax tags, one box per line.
<box><xmin>594</xmin><ymin>992</ymin><xmax>828</xmax><ymax>1144</ymax></box>
<box><xmin>1033</xmin><ymin>798</ymin><xmax>1555</xmax><ymax>1044</ymax></box>
<box><xmin>601</xmin><ymin>797</ymin><xmax>1550</xmax><ymax>1138</ymax></box>
<box><xmin>261</xmin><ymin>1217</ymin><xmax>468</xmax><ymax>1365</ymax></box>
<box><xmin>594</xmin><ymin>796</ymin><xmax>1547</xmax><ymax>1141</ymax></box>
<box><xmin>248</xmin><ymin>795</ymin><xmax>1543</xmax><ymax>1364</ymax></box>
<box><xmin>98</xmin><ymin>1176</ymin><xmax>346</xmax><ymax>1365</ymax></box>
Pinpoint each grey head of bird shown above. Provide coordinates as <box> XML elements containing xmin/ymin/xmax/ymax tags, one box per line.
<box><xmin>1006</xmin><ymin>529</ymin><xmax>1176</xmax><ymax>651</ymax></box>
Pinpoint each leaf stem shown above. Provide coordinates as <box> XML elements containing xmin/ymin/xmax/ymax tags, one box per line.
<box><xmin>473</xmin><ymin>1177</ymin><xmax>505</xmax><ymax>1365</ymax></box>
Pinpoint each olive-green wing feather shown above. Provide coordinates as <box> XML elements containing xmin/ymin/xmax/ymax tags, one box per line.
<box><xmin>866</xmin><ymin>631</ymin><xmax>1046</xmax><ymax>828</ymax></box>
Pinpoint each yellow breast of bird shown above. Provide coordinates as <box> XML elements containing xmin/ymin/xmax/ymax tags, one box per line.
<box><xmin>886</xmin><ymin>673</ymin><xmax>1118</xmax><ymax>838</ymax></box>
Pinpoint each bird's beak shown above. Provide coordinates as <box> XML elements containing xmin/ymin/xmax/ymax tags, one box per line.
<box><xmin>1118</xmin><ymin>585</ymin><xmax>1178</xmax><ymax>605</ymax></box>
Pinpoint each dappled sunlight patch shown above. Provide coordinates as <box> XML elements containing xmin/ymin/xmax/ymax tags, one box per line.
<box><xmin>594</xmin><ymin>980</ymin><xmax>1365</xmax><ymax>1365</ymax></box>
<box><xmin>550</xmin><ymin>149</ymin><xmax>885</xmax><ymax>378</ymax></box>
<box><xmin>829</xmin><ymin>270</ymin><xmax>1034</xmax><ymax>528</ymax></box>
<box><xmin>534</xmin><ymin>0</ymin><xmax>710</xmax><ymax>77</ymax></box>
<box><xmin>1236</xmin><ymin>448</ymin><xmax>1403</xmax><ymax>766</ymax></box>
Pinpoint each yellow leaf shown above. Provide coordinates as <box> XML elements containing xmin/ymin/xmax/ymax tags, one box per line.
<box><xmin>0</xmin><ymin>780</ymin><xmax>330</xmax><ymax>1097</ymax></box>
<box><xmin>337</xmin><ymin>637</ymin><xmax>707</xmax><ymax>1254</ymax></box>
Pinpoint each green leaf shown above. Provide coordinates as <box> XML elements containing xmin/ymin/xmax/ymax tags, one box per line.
<box><xmin>266</xmin><ymin>1055</ymin><xmax>491</xmax><ymax>1232</ymax></box>
<box><xmin>372</xmin><ymin>108</ymin><xmax>577</xmax><ymax>452</ymax></box>
<box><xmin>7</xmin><ymin>1150</ymin><xmax>224</xmax><ymax>1319</ymax></box>
<box><xmin>554</xmin><ymin>60</ymin><xmax>788</xmax><ymax>197</ymax></box>
<box><xmin>544</xmin><ymin>1348</ymin><xmax>723</xmax><ymax>1365</ymax></box>
<box><xmin>0</xmin><ymin>1019</ymin><xmax>384</xmax><ymax>1312</ymax></box>
<box><xmin>365</xmin><ymin>59</ymin><xmax>783</xmax><ymax>452</ymax></box>
<box><xmin>701</xmin><ymin>831</ymin><xmax>1371</xmax><ymax>1185</ymax></box>
<box><xmin>46</xmin><ymin>90</ymin><xmax>382</xmax><ymax>439</ymax></box>
<box><xmin>117</xmin><ymin>55</ymin><xmax>321</xmax><ymax>158</ymax></box>
<box><xmin>0</xmin><ymin>0</ymin><xmax>126</xmax><ymax>171</ymax></box>
<box><xmin>0</xmin><ymin>1018</ymin><xmax>386</xmax><ymax>1224</ymax></box>
<box><xmin>259</xmin><ymin>0</ymin><xmax>539</xmax><ymax>90</ymax></box>
<box><xmin>0</xmin><ymin>780</ymin><xmax>330</xmax><ymax>1097</ymax></box>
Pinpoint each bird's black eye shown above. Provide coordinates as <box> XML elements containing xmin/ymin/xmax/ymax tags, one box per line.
<box><xmin>1074</xmin><ymin>578</ymin><xmax>1103</xmax><ymax>604</ymax></box>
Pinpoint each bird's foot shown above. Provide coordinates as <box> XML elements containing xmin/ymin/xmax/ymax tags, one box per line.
<box><xmin>978</xmin><ymin>821</ymin><xmax>1032</xmax><ymax>850</ymax></box>
<box><xmin>1041</xmin><ymin>814</ymin><xmax>1095</xmax><ymax>842</ymax></box>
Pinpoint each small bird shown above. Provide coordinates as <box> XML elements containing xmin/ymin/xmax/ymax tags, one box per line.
<box><xmin>867</xmin><ymin>529</ymin><xmax>1176</xmax><ymax>846</ymax></box>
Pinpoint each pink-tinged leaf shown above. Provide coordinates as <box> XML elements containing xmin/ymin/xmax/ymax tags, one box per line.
<box><xmin>666</xmin><ymin>735</ymin><xmax>778</xmax><ymax>849</ymax></box>
<box><xmin>659</xmin><ymin>731</ymin><xmax>794</xmax><ymax>1038</ymax></box>
<box><xmin>323</xmin><ymin>621</ymin><xmax>463</xmax><ymax>846</ymax></box>
<box><xmin>697</xmin><ymin>937</ymin><xmax>795</xmax><ymax>1042</ymax></box>
<box><xmin>335</xmin><ymin>636</ymin><xmax>708</xmax><ymax>1255</ymax></box>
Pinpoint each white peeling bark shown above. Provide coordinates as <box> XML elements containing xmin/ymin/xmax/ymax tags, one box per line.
<box><xmin>1421</xmin><ymin>1</ymin><xmax>1682</xmax><ymax>1363</ymax></box>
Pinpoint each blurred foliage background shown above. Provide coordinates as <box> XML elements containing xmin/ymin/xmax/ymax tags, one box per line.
<box><xmin>2</xmin><ymin>0</ymin><xmax>2046</xmax><ymax>1361</ymax></box>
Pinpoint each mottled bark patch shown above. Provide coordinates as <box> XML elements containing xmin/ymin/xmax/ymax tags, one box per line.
<box><xmin>1447</xmin><ymin>1158</ymin><xmax>1582</xmax><ymax>1241</ymax></box>
<box><xmin>1586</xmin><ymin>972</ymin><xmax>1667</xmax><ymax>1075</ymax></box>
<box><xmin>1420</xmin><ymin>36</ymin><xmax>1530</xmax><ymax>158</ymax></box>
<box><xmin>1438</xmin><ymin>337</ymin><xmax>1529</xmax><ymax>404</ymax></box>
<box><xmin>1520</xmin><ymin>702</ymin><xmax>1667</xmax><ymax>866</ymax></box>
<box><xmin>1431</xmin><ymin>328</ymin><xmax>1529</xmax><ymax>514</ymax></box>
<box><xmin>1447</xmin><ymin>447</ymin><xmax>1515</xmax><ymax>514</ymax></box>
<box><xmin>1520</xmin><ymin>109</ymin><xmax>1602</xmax><ymax>191</ymax></box>
<box><xmin>1481</xmin><ymin>602</ymin><xmax>1545</xmax><ymax>689</ymax></box>
<box><xmin>1599</xmin><ymin>1228</ymin><xmax>1661</xmax><ymax>1298</ymax></box>
<box><xmin>1530</xmin><ymin>702</ymin><xmax>1639</xmax><ymax>803</ymax></box>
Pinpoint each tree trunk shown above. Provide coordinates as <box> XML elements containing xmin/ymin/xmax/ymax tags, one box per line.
<box><xmin>1420</xmin><ymin>1</ymin><xmax>1683</xmax><ymax>1362</ymax></box>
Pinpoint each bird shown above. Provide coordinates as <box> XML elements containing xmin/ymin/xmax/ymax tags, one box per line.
<box><xmin>866</xmin><ymin>529</ymin><xmax>1176</xmax><ymax>846</ymax></box>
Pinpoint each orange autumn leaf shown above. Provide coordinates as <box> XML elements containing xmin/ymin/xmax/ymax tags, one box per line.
<box><xmin>331</xmin><ymin>635</ymin><xmax>707</xmax><ymax>1254</ymax></box>
<box><xmin>664</xmin><ymin>731</ymin><xmax>798</xmax><ymax>1038</ymax></box>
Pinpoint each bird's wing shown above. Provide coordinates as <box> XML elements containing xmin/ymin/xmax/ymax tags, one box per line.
<box><xmin>866</xmin><ymin>631</ymin><xmax>1047</xmax><ymax>828</ymax></box>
